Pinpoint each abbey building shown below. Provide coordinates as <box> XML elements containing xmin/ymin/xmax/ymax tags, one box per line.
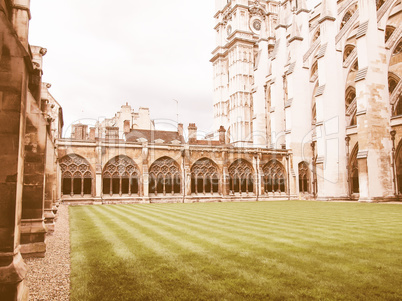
<box><xmin>211</xmin><ymin>0</ymin><xmax>402</xmax><ymax>202</ymax></box>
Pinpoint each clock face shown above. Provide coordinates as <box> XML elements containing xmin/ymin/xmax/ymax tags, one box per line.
<box><xmin>253</xmin><ymin>20</ymin><xmax>261</xmax><ymax>31</ymax></box>
<box><xmin>227</xmin><ymin>25</ymin><xmax>232</xmax><ymax>36</ymax></box>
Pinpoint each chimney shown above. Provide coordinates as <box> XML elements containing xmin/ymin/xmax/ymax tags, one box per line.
<box><xmin>178</xmin><ymin>123</ymin><xmax>184</xmax><ymax>137</ymax></box>
<box><xmin>71</xmin><ymin>124</ymin><xmax>88</xmax><ymax>140</ymax></box>
<box><xmin>188</xmin><ymin>123</ymin><xmax>197</xmax><ymax>144</ymax></box>
<box><xmin>124</xmin><ymin>120</ymin><xmax>130</xmax><ymax>134</ymax></box>
<box><xmin>89</xmin><ymin>127</ymin><xmax>96</xmax><ymax>140</ymax></box>
<box><xmin>218</xmin><ymin>126</ymin><xmax>226</xmax><ymax>144</ymax></box>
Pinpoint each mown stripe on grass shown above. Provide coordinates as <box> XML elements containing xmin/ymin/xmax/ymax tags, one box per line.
<box><xmin>90</xmin><ymin>205</ymin><xmax>248</xmax><ymax>300</ymax></box>
<box><xmin>116</xmin><ymin>203</ymin><xmax>402</xmax><ymax>293</ymax></box>
<box><xmin>95</xmin><ymin>205</ymin><xmax>284</xmax><ymax>286</ymax></box>
<box><xmin>95</xmin><ymin>204</ymin><xmax>333</xmax><ymax>299</ymax></box>
<box><xmin>70</xmin><ymin>202</ymin><xmax>402</xmax><ymax>300</ymax></box>
<box><xmin>103</xmin><ymin>204</ymin><xmax>352</xmax><ymax>292</ymax></box>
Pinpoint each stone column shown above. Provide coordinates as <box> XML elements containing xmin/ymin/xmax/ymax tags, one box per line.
<box><xmin>142</xmin><ymin>142</ymin><xmax>149</xmax><ymax>199</ymax></box>
<box><xmin>20</xmin><ymin>96</ymin><xmax>47</xmax><ymax>258</ymax></box>
<box><xmin>0</xmin><ymin>1</ymin><xmax>30</xmax><ymax>298</ymax></box>
<box><xmin>355</xmin><ymin>0</ymin><xmax>393</xmax><ymax>201</ymax></box>
<box><xmin>315</xmin><ymin>0</ymin><xmax>348</xmax><ymax>200</ymax></box>
<box><xmin>44</xmin><ymin>135</ymin><xmax>56</xmax><ymax>233</ymax></box>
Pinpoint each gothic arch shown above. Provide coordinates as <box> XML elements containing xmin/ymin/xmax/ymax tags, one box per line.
<box><xmin>149</xmin><ymin>156</ymin><xmax>181</xmax><ymax>196</ymax></box>
<box><xmin>389</xmin><ymin>38</ymin><xmax>402</xmax><ymax>116</ymax></box>
<box><xmin>190</xmin><ymin>158</ymin><xmax>220</xmax><ymax>195</ymax></box>
<box><xmin>395</xmin><ymin>139</ymin><xmax>402</xmax><ymax>194</ymax></box>
<box><xmin>312</xmin><ymin>27</ymin><xmax>320</xmax><ymax>43</ymax></box>
<box><xmin>310</xmin><ymin>60</ymin><xmax>318</xmax><ymax>82</ymax></box>
<box><xmin>262</xmin><ymin>160</ymin><xmax>286</xmax><ymax>194</ymax></box>
<box><xmin>102</xmin><ymin>155</ymin><xmax>140</xmax><ymax>196</ymax></box>
<box><xmin>298</xmin><ymin>161</ymin><xmax>310</xmax><ymax>194</ymax></box>
<box><xmin>349</xmin><ymin>143</ymin><xmax>360</xmax><ymax>194</ymax></box>
<box><xmin>340</xmin><ymin>3</ymin><xmax>358</xmax><ymax>31</ymax></box>
<box><xmin>345</xmin><ymin>86</ymin><xmax>357</xmax><ymax>126</ymax></box>
<box><xmin>311</xmin><ymin>82</ymin><xmax>319</xmax><ymax>126</ymax></box>
<box><xmin>343</xmin><ymin>44</ymin><xmax>355</xmax><ymax>62</ymax></box>
<box><xmin>228</xmin><ymin>159</ymin><xmax>254</xmax><ymax>194</ymax></box>
<box><xmin>377</xmin><ymin>0</ymin><xmax>385</xmax><ymax>10</ymax></box>
<box><xmin>385</xmin><ymin>25</ymin><xmax>396</xmax><ymax>43</ymax></box>
<box><xmin>60</xmin><ymin>154</ymin><xmax>94</xmax><ymax>197</ymax></box>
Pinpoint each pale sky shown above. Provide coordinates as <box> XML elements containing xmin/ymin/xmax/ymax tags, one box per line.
<box><xmin>29</xmin><ymin>0</ymin><xmax>321</xmax><ymax>138</ymax></box>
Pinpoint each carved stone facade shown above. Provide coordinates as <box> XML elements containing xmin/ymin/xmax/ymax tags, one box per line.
<box><xmin>0</xmin><ymin>0</ymin><xmax>63</xmax><ymax>299</ymax></box>
<box><xmin>212</xmin><ymin>0</ymin><xmax>402</xmax><ymax>202</ymax></box>
<box><xmin>58</xmin><ymin>122</ymin><xmax>291</xmax><ymax>204</ymax></box>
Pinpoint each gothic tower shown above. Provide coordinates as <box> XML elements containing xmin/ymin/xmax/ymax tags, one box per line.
<box><xmin>211</xmin><ymin>0</ymin><xmax>279</xmax><ymax>146</ymax></box>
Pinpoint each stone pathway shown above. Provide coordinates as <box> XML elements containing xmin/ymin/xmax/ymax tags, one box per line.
<box><xmin>25</xmin><ymin>205</ymin><xmax>70</xmax><ymax>301</ymax></box>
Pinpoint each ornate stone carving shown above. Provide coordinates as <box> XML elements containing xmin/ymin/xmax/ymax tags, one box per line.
<box><xmin>103</xmin><ymin>156</ymin><xmax>139</xmax><ymax>178</ymax></box>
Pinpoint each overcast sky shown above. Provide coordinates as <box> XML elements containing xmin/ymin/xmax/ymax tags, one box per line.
<box><xmin>29</xmin><ymin>0</ymin><xmax>321</xmax><ymax>138</ymax></box>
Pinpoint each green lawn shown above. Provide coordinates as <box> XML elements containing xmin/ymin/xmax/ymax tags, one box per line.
<box><xmin>69</xmin><ymin>201</ymin><xmax>402</xmax><ymax>300</ymax></box>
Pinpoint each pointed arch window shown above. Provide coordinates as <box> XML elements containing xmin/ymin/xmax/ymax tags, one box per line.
<box><xmin>343</xmin><ymin>45</ymin><xmax>355</xmax><ymax>62</ymax></box>
<box><xmin>345</xmin><ymin>86</ymin><xmax>357</xmax><ymax>126</ymax></box>
<box><xmin>349</xmin><ymin>144</ymin><xmax>360</xmax><ymax>194</ymax></box>
<box><xmin>340</xmin><ymin>11</ymin><xmax>352</xmax><ymax>30</ymax></box>
<box><xmin>310</xmin><ymin>61</ymin><xmax>318</xmax><ymax>82</ymax></box>
<box><xmin>191</xmin><ymin>158</ymin><xmax>220</xmax><ymax>195</ymax></box>
<box><xmin>60</xmin><ymin>154</ymin><xmax>93</xmax><ymax>196</ymax></box>
<box><xmin>149</xmin><ymin>157</ymin><xmax>181</xmax><ymax>196</ymax></box>
<box><xmin>298</xmin><ymin>162</ymin><xmax>310</xmax><ymax>193</ymax></box>
<box><xmin>312</xmin><ymin>28</ymin><xmax>320</xmax><ymax>43</ymax></box>
<box><xmin>229</xmin><ymin>159</ymin><xmax>254</xmax><ymax>194</ymax></box>
<box><xmin>102</xmin><ymin>156</ymin><xmax>140</xmax><ymax>196</ymax></box>
<box><xmin>376</xmin><ymin>0</ymin><xmax>385</xmax><ymax>10</ymax></box>
<box><xmin>385</xmin><ymin>26</ymin><xmax>396</xmax><ymax>43</ymax></box>
<box><xmin>395</xmin><ymin>140</ymin><xmax>402</xmax><ymax>194</ymax></box>
<box><xmin>262</xmin><ymin>160</ymin><xmax>286</xmax><ymax>194</ymax></box>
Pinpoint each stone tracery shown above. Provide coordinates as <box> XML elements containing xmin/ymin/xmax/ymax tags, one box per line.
<box><xmin>262</xmin><ymin>160</ymin><xmax>286</xmax><ymax>194</ymax></box>
<box><xmin>228</xmin><ymin>159</ymin><xmax>254</xmax><ymax>194</ymax></box>
<box><xmin>60</xmin><ymin>154</ymin><xmax>93</xmax><ymax>196</ymax></box>
<box><xmin>102</xmin><ymin>156</ymin><xmax>139</xmax><ymax>196</ymax></box>
<box><xmin>149</xmin><ymin>157</ymin><xmax>181</xmax><ymax>195</ymax></box>
<box><xmin>191</xmin><ymin>158</ymin><xmax>220</xmax><ymax>194</ymax></box>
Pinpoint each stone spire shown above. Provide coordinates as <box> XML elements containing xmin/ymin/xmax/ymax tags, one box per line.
<box><xmin>276</xmin><ymin>2</ymin><xmax>287</xmax><ymax>29</ymax></box>
<box><xmin>296</xmin><ymin>0</ymin><xmax>309</xmax><ymax>13</ymax></box>
<box><xmin>289</xmin><ymin>13</ymin><xmax>303</xmax><ymax>43</ymax></box>
<box><xmin>319</xmin><ymin>0</ymin><xmax>336</xmax><ymax>23</ymax></box>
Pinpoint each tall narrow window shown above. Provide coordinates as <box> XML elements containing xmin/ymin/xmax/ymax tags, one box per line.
<box><xmin>350</xmin><ymin>144</ymin><xmax>360</xmax><ymax>194</ymax></box>
<box><xmin>298</xmin><ymin>162</ymin><xmax>310</xmax><ymax>194</ymax></box>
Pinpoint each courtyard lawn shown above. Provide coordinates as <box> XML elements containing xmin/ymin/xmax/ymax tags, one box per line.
<box><xmin>69</xmin><ymin>201</ymin><xmax>402</xmax><ymax>301</ymax></box>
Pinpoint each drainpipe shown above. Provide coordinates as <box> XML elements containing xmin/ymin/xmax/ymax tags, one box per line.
<box><xmin>286</xmin><ymin>153</ymin><xmax>290</xmax><ymax>200</ymax></box>
<box><xmin>311</xmin><ymin>141</ymin><xmax>317</xmax><ymax>199</ymax></box>
<box><xmin>182</xmin><ymin>149</ymin><xmax>186</xmax><ymax>203</ymax></box>
<box><xmin>345</xmin><ymin>136</ymin><xmax>351</xmax><ymax>198</ymax></box>
<box><xmin>255</xmin><ymin>155</ymin><xmax>259</xmax><ymax>202</ymax></box>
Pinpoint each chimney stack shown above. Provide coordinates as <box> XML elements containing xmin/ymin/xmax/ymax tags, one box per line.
<box><xmin>178</xmin><ymin>123</ymin><xmax>184</xmax><ymax>137</ymax></box>
<box><xmin>188</xmin><ymin>123</ymin><xmax>197</xmax><ymax>144</ymax></box>
<box><xmin>218</xmin><ymin>126</ymin><xmax>226</xmax><ymax>144</ymax></box>
<box><xmin>124</xmin><ymin>120</ymin><xmax>130</xmax><ymax>134</ymax></box>
<box><xmin>89</xmin><ymin>127</ymin><xmax>96</xmax><ymax>140</ymax></box>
